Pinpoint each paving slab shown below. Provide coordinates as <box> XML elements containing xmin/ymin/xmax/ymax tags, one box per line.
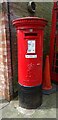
<box><xmin>0</xmin><ymin>92</ymin><xmax>57</xmax><ymax>119</ymax></box>
<box><xmin>0</xmin><ymin>97</ymin><xmax>9</xmax><ymax>110</ymax></box>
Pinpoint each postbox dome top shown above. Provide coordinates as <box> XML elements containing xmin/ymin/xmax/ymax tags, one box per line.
<box><xmin>12</xmin><ymin>17</ymin><xmax>47</xmax><ymax>29</ymax></box>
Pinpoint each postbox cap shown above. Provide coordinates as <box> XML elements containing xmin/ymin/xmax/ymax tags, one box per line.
<box><xmin>12</xmin><ymin>17</ymin><xmax>47</xmax><ymax>29</ymax></box>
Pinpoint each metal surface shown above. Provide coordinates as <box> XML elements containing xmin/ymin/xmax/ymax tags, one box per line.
<box><xmin>18</xmin><ymin>84</ymin><xmax>42</xmax><ymax>109</ymax></box>
<box><xmin>13</xmin><ymin>17</ymin><xmax>47</xmax><ymax>108</ymax></box>
<box><xmin>13</xmin><ymin>17</ymin><xmax>47</xmax><ymax>87</ymax></box>
<box><xmin>28</xmin><ymin>1</ymin><xmax>36</xmax><ymax>13</ymax></box>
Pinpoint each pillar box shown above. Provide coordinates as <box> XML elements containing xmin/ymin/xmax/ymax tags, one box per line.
<box><xmin>13</xmin><ymin>17</ymin><xmax>47</xmax><ymax>109</ymax></box>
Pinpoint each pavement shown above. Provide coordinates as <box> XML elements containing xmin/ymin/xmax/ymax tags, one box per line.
<box><xmin>0</xmin><ymin>85</ymin><xmax>58</xmax><ymax>119</ymax></box>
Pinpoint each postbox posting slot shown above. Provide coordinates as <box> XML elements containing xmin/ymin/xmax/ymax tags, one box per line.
<box><xmin>25</xmin><ymin>33</ymin><xmax>37</xmax><ymax>36</ymax></box>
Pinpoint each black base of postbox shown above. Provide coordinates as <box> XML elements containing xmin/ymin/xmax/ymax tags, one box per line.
<box><xmin>18</xmin><ymin>83</ymin><xmax>42</xmax><ymax>109</ymax></box>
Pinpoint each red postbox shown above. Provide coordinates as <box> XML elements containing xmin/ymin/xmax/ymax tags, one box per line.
<box><xmin>13</xmin><ymin>17</ymin><xmax>47</xmax><ymax>108</ymax></box>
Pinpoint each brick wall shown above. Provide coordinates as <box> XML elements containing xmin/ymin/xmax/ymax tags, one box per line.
<box><xmin>0</xmin><ymin>3</ymin><xmax>13</xmax><ymax>101</ymax></box>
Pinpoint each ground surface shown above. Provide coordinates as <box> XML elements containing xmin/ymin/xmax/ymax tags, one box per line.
<box><xmin>0</xmin><ymin>86</ymin><xmax>58</xmax><ymax>119</ymax></box>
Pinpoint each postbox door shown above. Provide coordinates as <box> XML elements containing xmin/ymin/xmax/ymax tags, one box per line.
<box><xmin>17</xmin><ymin>29</ymin><xmax>43</xmax><ymax>86</ymax></box>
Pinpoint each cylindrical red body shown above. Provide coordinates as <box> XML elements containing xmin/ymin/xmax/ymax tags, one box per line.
<box><xmin>13</xmin><ymin>17</ymin><xmax>47</xmax><ymax>87</ymax></box>
<box><xmin>13</xmin><ymin>17</ymin><xmax>47</xmax><ymax>108</ymax></box>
